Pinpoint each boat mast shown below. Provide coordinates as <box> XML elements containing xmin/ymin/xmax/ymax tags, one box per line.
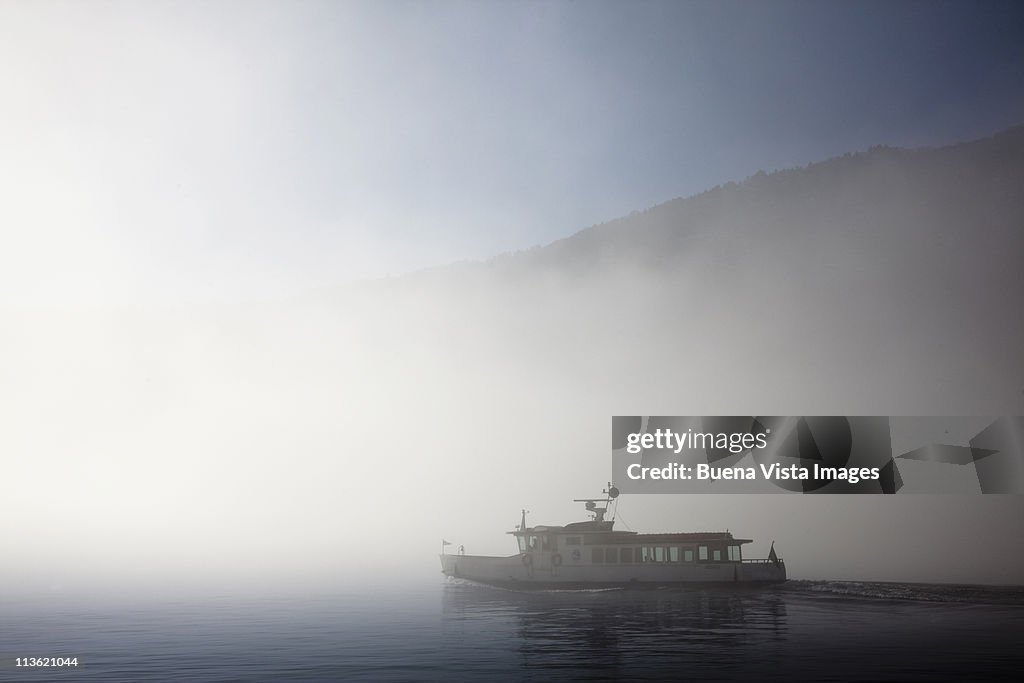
<box><xmin>573</xmin><ymin>482</ymin><xmax>620</xmax><ymax>522</ymax></box>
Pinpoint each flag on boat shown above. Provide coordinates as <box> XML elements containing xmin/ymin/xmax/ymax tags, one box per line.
<box><xmin>442</xmin><ymin>540</ymin><xmax>452</xmax><ymax>546</ymax></box>
<box><xmin>768</xmin><ymin>541</ymin><xmax>779</xmax><ymax>565</ymax></box>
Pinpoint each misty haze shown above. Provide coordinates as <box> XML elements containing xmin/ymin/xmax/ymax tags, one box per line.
<box><xmin>4</xmin><ymin>2</ymin><xmax>1024</xmax><ymax>681</ymax></box>
<box><xmin>3</xmin><ymin>125</ymin><xmax>1023</xmax><ymax>593</ymax></box>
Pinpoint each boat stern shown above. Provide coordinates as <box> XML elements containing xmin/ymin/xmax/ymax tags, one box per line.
<box><xmin>740</xmin><ymin>559</ymin><xmax>787</xmax><ymax>583</ymax></box>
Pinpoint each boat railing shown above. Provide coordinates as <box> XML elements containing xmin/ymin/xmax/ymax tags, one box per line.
<box><xmin>741</xmin><ymin>558</ymin><xmax>785</xmax><ymax>564</ymax></box>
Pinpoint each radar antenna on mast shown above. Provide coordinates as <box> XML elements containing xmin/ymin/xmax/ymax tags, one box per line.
<box><xmin>573</xmin><ymin>482</ymin><xmax>620</xmax><ymax>522</ymax></box>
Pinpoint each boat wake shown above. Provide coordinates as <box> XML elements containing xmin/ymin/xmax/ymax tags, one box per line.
<box><xmin>786</xmin><ymin>580</ymin><xmax>1024</xmax><ymax>606</ymax></box>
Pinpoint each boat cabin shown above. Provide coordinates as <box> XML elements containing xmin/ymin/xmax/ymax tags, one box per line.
<box><xmin>512</xmin><ymin>523</ymin><xmax>750</xmax><ymax>565</ymax></box>
<box><xmin>509</xmin><ymin>488</ymin><xmax>750</xmax><ymax>567</ymax></box>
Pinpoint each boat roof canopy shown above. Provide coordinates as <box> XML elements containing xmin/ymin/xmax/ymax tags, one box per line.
<box><xmin>508</xmin><ymin>520</ymin><xmax>617</xmax><ymax>534</ymax></box>
<box><xmin>510</xmin><ymin>524</ymin><xmax>751</xmax><ymax>544</ymax></box>
<box><xmin>507</xmin><ymin>486</ymin><xmax>752</xmax><ymax>545</ymax></box>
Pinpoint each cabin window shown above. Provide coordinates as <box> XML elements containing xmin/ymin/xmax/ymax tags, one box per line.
<box><xmin>684</xmin><ymin>549</ymin><xmax>694</xmax><ymax>562</ymax></box>
<box><xmin>565</xmin><ymin>536</ymin><xmax>581</xmax><ymax>546</ymax></box>
<box><xmin>641</xmin><ymin>547</ymin><xmax>651</xmax><ymax>563</ymax></box>
<box><xmin>542</xmin><ymin>536</ymin><xmax>553</xmax><ymax>552</ymax></box>
<box><xmin>728</xmin><ymin>546</ymin><xmax>741</xmax><ymax>561</ymax></box>
<box><xmin>529</xmin><ymin>536</ymin><xmax>540</xmax><ymax>551</ymax></box>
<box><xmin>517</xmin><ymin>536</ymin><xmax>527</xmax><ymax>553</ymax></box>
<box><xmin>713</xmin><ymin>549</ymin><xmax>722</xmax><ymax>561</ymax></box>
<box><xmin>605</xmin><ymin>547</ymin><xmax>618</xmax><ymax>563</ymax></box>
<box><xmin>698</xmin><ymin>545</ymin><xmax>709</xmax><ymax>561</ymax></box>
<box><xmin>620</xmin><ymin>547</ymin><xmax>634</xmax><ymax>563</ymax></box>
<box><xmin>669</xmin><ymin>547</ymin><xmax>680</xmax><ymax>562</ymax></box>
<box><xmin>592</xmin><ymin>548</ymin><xmax>604</xmax><ymax>563</ymax></box>
<box><xmin>654</xmin><ymin>547</ymin><xmax>665</xmax><ymax>562</ymax></box>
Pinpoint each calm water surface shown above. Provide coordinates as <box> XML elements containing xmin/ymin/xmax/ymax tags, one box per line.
<box><xmin>2</xmin><ymin>580</ymin><xmax>1023</xmax><ymax>681</ymax></box>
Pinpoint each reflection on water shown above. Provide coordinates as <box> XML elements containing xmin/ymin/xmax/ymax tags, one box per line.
<box><xmin>440</xmin><ymin>580</ymin><xmax>1024</xmax><ymax>681</ymax></box>
<box><xmin>442</xmin><ymin>582</ymin><xmax>788</xmax><ymax>680</ymax></box>
<box><xmin>2</xmin><ymin>581</ymin><xmax>1022</xmax><ymax>681</ymax></box>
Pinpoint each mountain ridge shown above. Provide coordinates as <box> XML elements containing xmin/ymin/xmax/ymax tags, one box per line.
<box><xmin>341</xmin><ymin>120</ymin><xmax>1024</xmax><ymax>417</ymax></box>
<box><xmin>370</xmin><ymin>122</ymin><xmax>1024</xmax><ymax>292</ymax></box>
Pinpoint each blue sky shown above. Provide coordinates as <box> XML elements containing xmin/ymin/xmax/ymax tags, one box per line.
<box><xmin>2</xmin><ymin>0</ymin><xmax>1022</xmax><ymax>304</ymax></box>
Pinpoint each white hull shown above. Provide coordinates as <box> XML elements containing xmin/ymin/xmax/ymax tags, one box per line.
<box><xmin>440</xmin><ymin>553</ymin><xmax>786</xmax><ymax>587</ymax></box>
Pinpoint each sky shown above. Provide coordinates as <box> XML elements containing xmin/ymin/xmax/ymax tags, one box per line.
<box><xmin>2</xmin><ymin>0</ymin><xmax>1023</xmax><ymax>306</ymax></box>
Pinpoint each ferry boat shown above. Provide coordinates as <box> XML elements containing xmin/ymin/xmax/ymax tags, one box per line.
<box><xmin>440</xmin><ymin>484</ymin><xmax>786</xmax><ymax>587</ymax></box>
